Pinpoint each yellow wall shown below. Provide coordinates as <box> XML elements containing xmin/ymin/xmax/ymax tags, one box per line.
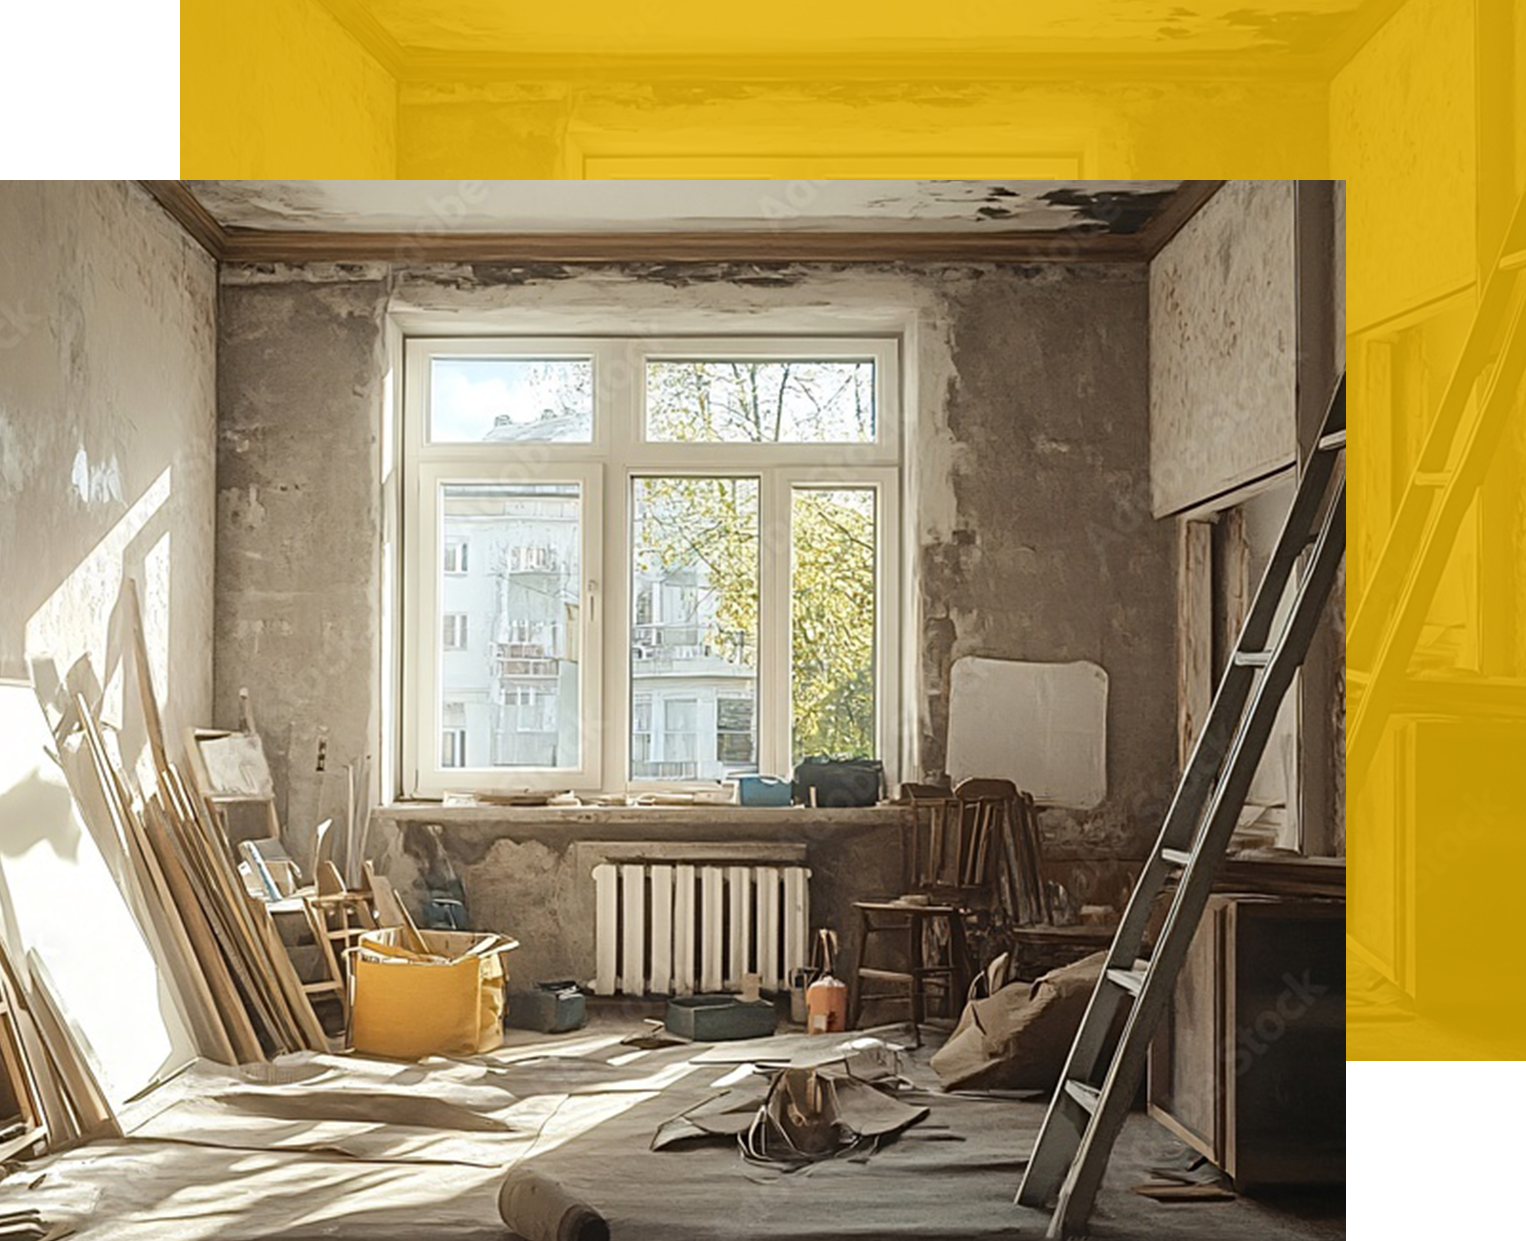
<box><xmin>182</xmin><ymin>0</ymin><xmax>395</xmax><ymax>176</ymax></box>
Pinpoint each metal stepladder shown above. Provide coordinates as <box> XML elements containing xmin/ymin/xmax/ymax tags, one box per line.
<box><xmin>1015</xmin><ymin>376</ymin><xmax>1347</xmax><ymax>1237</ymax></box>
<box><xmin>1346</xmin><ymin>188</ymin><xmax>1526</xmax><ymax>780</ymax></box>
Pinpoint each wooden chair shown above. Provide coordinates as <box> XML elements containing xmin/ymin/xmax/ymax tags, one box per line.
<box><xmin>849</xmin><ymin>778</ymin><xmax>1057</xmax><ymax>1043</ymax></box>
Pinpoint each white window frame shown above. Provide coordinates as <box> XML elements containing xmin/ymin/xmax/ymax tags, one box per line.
<box><xmin>442</xmin><ymin>613</ymin><xmax>468</xmax><ymax>650</ymax></box>
<box><xmin>402</xmin><ymin>335</ymin><xmax>900</xmax><ymax>797</ymax></box>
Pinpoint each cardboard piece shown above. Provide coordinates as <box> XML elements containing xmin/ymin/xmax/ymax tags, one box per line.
<box><xmin>945</xmin><ymin>657</ymin><xmax>1108</xmax><ymax>809</ymax></box>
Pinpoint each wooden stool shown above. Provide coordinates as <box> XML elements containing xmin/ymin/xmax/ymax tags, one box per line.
<box><xmin>849</xmin><ymin>900</ymin><xmax>971</xmax><ymax>1046</ymax></box>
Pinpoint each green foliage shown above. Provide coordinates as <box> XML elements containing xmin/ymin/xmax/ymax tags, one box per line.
<box><xmin>638</xmin><ymin>363</ymin><xmax>878</xmax><ymax>766</ymax></box>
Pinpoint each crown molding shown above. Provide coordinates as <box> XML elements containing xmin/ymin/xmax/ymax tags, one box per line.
<box><xmin>140</xmin><ymin>181</ymin><xmax>1224</xmax><ymax>266</ymax></box>
<box><xmin>396</xmin><ymin>50</ymin><xmax>1334</xmax><ymax>87</ymax></box>
<box><xmin>141</xmin><ymin>181</ymin><xmax>229</xmax><ymax>259</ymax></box>
<box><xmin>299</xmin><ymin>0</ymin><xmax>1397</xmax><ymax>86</ymax></box>
<box><xmin>311</xmin><ymin>0</ymin><xmax>406</xmax><ymax>77</ymax></box>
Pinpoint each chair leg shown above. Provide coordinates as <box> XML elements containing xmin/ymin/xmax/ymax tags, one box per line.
<box><xmin>848</xmin><ymin>908</ymin><xmax>871</xmax><ymax>1029</ymax></box>
<box><xmin>945</xmin><ymin>911</ymin><xmax>971</xmax><ymax>1020</ymax></box>
<box><xmin>907</xmin><ymin>911</ymin><xmax>925</xmax><ymax>1034</ymax></box>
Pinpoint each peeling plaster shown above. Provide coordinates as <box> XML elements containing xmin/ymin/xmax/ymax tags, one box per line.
<box><xmin>190</xmin><ymin>180</ymin><xmax>1184</xmax><ymax>237</ymax></box>
<box><xmin>218</xmin><ymin>256</ymin><xmax>1173</xmax><ymax>870</ymax></box>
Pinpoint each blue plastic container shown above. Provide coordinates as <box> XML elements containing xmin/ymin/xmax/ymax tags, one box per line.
<box><xmin>736</xmin><ymin>775</ymin><xmax>793</xmax><ymax>806</ymax></box>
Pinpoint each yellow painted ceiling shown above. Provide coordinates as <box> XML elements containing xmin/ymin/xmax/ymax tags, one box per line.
<box><xmin>355</xmin><ymin>0</ymin><xmax>1371</xmax><ymax>56</ymax></box>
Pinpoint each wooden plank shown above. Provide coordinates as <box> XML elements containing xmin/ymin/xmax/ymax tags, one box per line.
<box><xmin>620</xmin><ymin>864</ymin><xmax>645</xmax><ymax>997</ymax></box>
<box><xmin>0</xmin><ymin>945</ymin><xmax>72</xmax><ymax>1148</ymax></box>
<box><xmin>122</xmin><ymin>578</ymin><xmax>170</xmax><ymax>784</ymax></box>
<box><xmin>648</xmin><ymin>865</ymin><xmax>673</xmax><ymax>997</ymax></box>
<box><xmin>592</xmin><ymin>865</ymin><xmax>617</xmax><ymax>996</ymax></box>
<box><xmin>726</xmin><ymin>866</ymin><xmax>751</xmax><ymax>989</ymax></box>
<box><xmin>246</xmin><ymin>894</ymin><xmax>330</xmax><ymax>1052</ymax></box>
<box><xmin>164</xmin><ymin>766</ymin><xmax>304</xmax><ymax>1051</ymax></box>
<box><xmin>673</xmin><ymin>863</ymin><xmax>695</xmax><ymax>997</ymax></box>
<box><xmin>24</xmin><ymin>953</ymin><xmax>119</xmax><ymax>1140</ymax></box>
<box><xmin>699</xmin><ymin>867</ymin><xmax>724</xmax><ymax>993</ymax></box>
<box><xmin>142</xmin><ymin>798</ymin><xmax>263</xmax><ymax>1063</ymax></box>
<box><xmin>1177</xmin><ymin>519</ymin><xmax>1213</xmax><ymax>772</ymax></box>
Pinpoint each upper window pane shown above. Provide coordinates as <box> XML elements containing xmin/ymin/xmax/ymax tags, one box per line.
<box><xmin>646</xmin><ymin>360</ymin><xmax>875</xmax><ymax>444</ymax></box>
<box><xmin>430</xmin><ymin>358</ymin><xmax>593</xmax><ymax>443</ymax></box>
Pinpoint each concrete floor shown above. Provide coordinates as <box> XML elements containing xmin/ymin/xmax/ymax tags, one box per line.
<box><xmin>0</xmin><ymin>1008</ymin><xmax>1342</xmax><ymax>1239</ymax></box>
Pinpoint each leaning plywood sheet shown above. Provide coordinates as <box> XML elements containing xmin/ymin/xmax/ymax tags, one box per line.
<box><xmin>945</xmin><ymin>658</ymin><xmax>1108</xmax><ymax>809</ymax></box>
<box><xmin>0</xmin><ymin>683</ymin><xmax>198</xmax><ymax>1110</ymax></box>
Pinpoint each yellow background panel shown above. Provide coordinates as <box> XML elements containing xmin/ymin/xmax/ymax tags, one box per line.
<box><xmin>180</xmin><ymin>0</ymin><xmax>1526</xmax><ymax>1059</ymax></box>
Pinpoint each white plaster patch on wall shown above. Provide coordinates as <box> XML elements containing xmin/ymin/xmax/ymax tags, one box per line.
<box><xmin>0</xmin><ymin>411</ymin><xmax>39</xmax><ymax>498</ymax></box>
<box><xmin>220</xmin><ymin>484</ymin><xmax>267</xmax><ymax>531</ymax></box>
<box><xmin>70</xmin><ymin>446</ymin><xmax>125</xmax><ymax>506</ymax></box>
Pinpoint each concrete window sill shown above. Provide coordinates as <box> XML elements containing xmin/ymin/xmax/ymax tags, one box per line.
<box><xmin>374</xmin><ymin>802</ymin><xmax>909</xmax><ymax>831</ymax></box>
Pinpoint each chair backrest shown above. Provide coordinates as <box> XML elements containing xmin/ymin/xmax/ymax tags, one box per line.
<box><xmin>905</xmin><ymin>777</ymin><xmax>1051</xmax><ymax>923</ymax></box>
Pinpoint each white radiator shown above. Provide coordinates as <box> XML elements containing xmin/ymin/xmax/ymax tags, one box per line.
<box><xmin>589</xmin><ymin>844</ymin><xmax>810</xmax><ymax>997</ymax></box>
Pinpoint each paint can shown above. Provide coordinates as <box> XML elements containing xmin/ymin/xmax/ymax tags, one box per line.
<box><xmin>806</xmin><ymin>973</ymin><xmax>848</xmax><ymax>1035</ymax></box>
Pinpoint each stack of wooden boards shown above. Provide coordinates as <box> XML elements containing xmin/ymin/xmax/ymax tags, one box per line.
<box><xmin>41</xmin><ymin>584</ymin><xmax>333</xmax><ymax>1089</ymax></box>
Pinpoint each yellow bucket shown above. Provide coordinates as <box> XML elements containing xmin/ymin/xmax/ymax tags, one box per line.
<box><xmin>350</xmin><ymin>928</ymin><xmax>518</xmax><ymax>1059</ymax></box>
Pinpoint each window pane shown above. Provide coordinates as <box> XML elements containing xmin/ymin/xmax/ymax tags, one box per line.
<box><xmin>440</xmin><ymin>481</ymin><xmax>581</xmax><ymax>769</ymax></box>
<box><xmin>631</xmin><ymin>476</ymin><xmax>759</xmax><ymax>781</ymax></box>
<box><xmin>791</xmin><ymin>487</ymin><xmax>876</xmax><ymax>764</ymax></box>
<box><xmin>646</xmin><ymin>360</ymin><xmax>874</xmax><ymax>444</ymax></box>
<box><xmin>431</xmin><ymin>358</ymin><xmax>593</xmax><ymax>443</ymax></box>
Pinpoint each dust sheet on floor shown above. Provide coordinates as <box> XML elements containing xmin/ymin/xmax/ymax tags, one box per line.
<box><xmin>0</xmin><ymin>1023</ymin><xmax>1342</xmax><ymax>1241</ymax></box>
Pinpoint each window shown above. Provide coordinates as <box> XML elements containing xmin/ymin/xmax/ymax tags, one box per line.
<box><xmin>404</xmin><ymin>336</ymin><xmax>899</xmax><ymax>796</ymax></box>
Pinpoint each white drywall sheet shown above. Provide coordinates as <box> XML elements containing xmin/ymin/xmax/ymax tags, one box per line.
<box><xmin>0</xmin><ymin>683</ymin><xmax>198</xmax><ymax>1107</ymax></box>
<box><xmin>945</xmin><ymin>657</ymin><xmax>1107</xmax><ymax>809</ymax></box>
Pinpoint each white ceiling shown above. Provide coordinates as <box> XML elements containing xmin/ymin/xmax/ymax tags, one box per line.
<box><xmin>187</xmin><ymin>181</ymin><xmax>1186</xmax><ymax>236</ymax></box>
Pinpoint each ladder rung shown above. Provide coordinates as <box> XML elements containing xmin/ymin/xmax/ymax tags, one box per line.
<box><xmin>1063</xmin><ymin>1079</ymin><xmax>1101</xmax><ymax>1114</ymax></box>
<box><xmin>1161</xmin><ymin>847</ymin><xmax>1193</xmax><ymax>866</ymax></box>
<box><xmin>1233</xmin><ymin>650</ymin><xmax>1272</xmax><ymax>667</ymax></box>
<box><xmin>1500</xmin><ymin>248</ymin><xmax>1526</xmax><ymax>272</ymax></box>
<box><xmin>1105</xmin><ymin>965</ymin><xmax>1148</xmax><ymax>997</ymax></box>
<box><xmin>1413</xmin><ymin>471</ymin><xmax>1451</xmax><ymax>488</ymax></box>
<box><xmin>1317</xmin><ymin>429</ymin><xmax>1346</xmax><ymax>452</ymax></box>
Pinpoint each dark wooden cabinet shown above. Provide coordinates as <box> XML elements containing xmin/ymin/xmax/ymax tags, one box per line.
<box><xmin>1148</xmin><ymin>894</ymin><xmax>1344</xmax><ymax>1190</ymax></box>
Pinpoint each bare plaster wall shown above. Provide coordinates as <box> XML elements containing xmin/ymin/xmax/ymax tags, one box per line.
<box><xmin>369</xmin><ymin>808</ymin><xmax>908</xmax><ymax>990</ymax></box>
<box><xmin>215</xmin><ymin>260</ymin><xmax>1174</xmax><ymax>932</ymax></box>
<box><xmin>1149</xmin><ymin>180</ymin><xmax>1298</xmax><ymax>517</ymax></box>
<box><xmin>0</xmin><ymin>181</ymin><xmax>218</xmax><ymax>759</ymax></box>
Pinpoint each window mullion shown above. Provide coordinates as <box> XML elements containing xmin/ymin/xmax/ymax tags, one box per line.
<box><xmin>759</xmin><ymin>469</ymin><xmax>793</xmax><ymax>780</ymax></box>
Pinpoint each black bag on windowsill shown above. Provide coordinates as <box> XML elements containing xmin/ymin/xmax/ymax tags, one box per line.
<box><xmin>792</xmin><ymin>756</ymin><xmax>884</xmax><ymax>808</ymax></box>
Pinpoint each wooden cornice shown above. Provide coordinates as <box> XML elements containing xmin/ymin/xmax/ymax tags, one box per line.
<box><xmin>398</xmin><ymin>51</ymin><xmax>1334</xmax><ymax>87</ymax></box>
<box><xmin>141</xmin><ymin>181</ymin><xmax>229</xmax><ymax>259</ymax></box>
<box><xmin>140</xmin><ymin>181</ymin><xmax>1224</xmax><ymax>266</ymax></box>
